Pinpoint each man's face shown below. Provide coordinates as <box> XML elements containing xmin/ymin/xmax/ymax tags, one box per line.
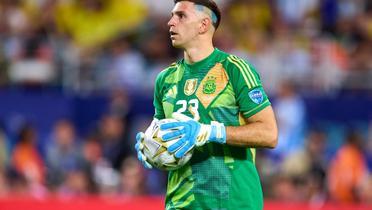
<box><xmin>167</xmin><ymin>1</ymin><xmax>203</xmax><ymax>48</ymax></box>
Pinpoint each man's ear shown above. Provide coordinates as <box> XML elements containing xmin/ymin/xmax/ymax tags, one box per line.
<box><xmin>199</xmin><ymin>18</ymin><xmax>211</xmax><ymax>34</ymax></box>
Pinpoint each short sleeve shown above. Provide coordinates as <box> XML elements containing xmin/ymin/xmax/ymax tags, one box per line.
<box><xmin>226</xmin><ymin>55</ymin><xmax>271</xmax><ymax>118</ymax></box>
<box><xmin>153</xmin><ymin>71</ymin><xmax>166</xmax><ymax>120</ymax></box>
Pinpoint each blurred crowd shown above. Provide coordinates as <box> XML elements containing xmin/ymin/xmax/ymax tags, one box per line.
<box><xmin>0</xmin><ymin>0</ymin><xmax>371</xmax><ymax>94</ymax></box>
<box><xmin>0</xmin><ymin>0</ymin><xmax>371</xmax><ymax>205</ymax></box>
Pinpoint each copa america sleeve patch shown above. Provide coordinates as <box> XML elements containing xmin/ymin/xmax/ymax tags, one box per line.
<box><xmin>248</xmin><ymin>88</ymin><xmax>264</xmax><ymax>104</ymax></box>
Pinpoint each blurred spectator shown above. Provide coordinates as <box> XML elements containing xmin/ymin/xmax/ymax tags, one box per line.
<box><xmin>272</xmin><ymin>81</ymin><xmax>306</xmax><ymax>160</ymax></box>
<box><xmin>337</xmin><ymin>0</ymin><xmax>365</xmax><ymax>20</ymax></box>
<box><xmin>80</xmin><ymin>135</ymin><xmax>102</xmax><ymax>193</ymax></box>
<box><xmin>359</xmin><ymin>175</ymin><xmax>372</xmax><ymax>203</ymax></box>
<box><xmin>276</xmin><ymin>0</ymin><xmax>318</xmax><ymax>27</ymax></box>
<box><xmin>105</xmin><ymin>37</ymin><xmax>146</xmax><ymax>91</ymax></box>
<box><xmin>366</xmin><ymin>122</ymin><xmax>372</xmax><ymax>172</ymax></box>
<box><xmin>345</xmin><ymin>39</ymin><xmax>372</xmax><ymax>91</ymax></box>
<box><xmin>0</xmin><ymin>123</ymin><xmax>9</xmax><ymax>170</ymax></box>
<box><xmin>45</xmin><ymin>119</ymin><xmax>83</xmax><ymax>189</ymax></box>
<box><xmin>249</xmin><ymin>35</ymin><xmax>282</xmax><ymax>95</ymax></box>
<box><xmin>108</xmin><ymin>88</ymin><xmax>131</xmax><ymax>119</ymax></box>
<box><xmin>364</xmin><ymin>3</ymin><xmax>372</xmax><ymax>38</ymax></box>
<box><xmin>144</xmin><ymin>0</ymin><xmax>173</xmax><ymax>17</ymax></box>
<box><xmin>0</xmin><ymin>0</ymin><xmax>30</xmax><ymax>37</ymax></box>
<box><xmin>309</xmin><ymin>37</ymin><xmax>347</xmax><ymax>93</ymax></box>
<box><xmin>140</xmin><ymin>27</ymin><xmax>176</xmax><ymax>91</ymax></box>
<box><xmin>81</xmin><ymin>134</ymin><xmax>119</xmax><ymax>194</ymax></box>
<box><xmin>98</xmin><ymin>114</ymin><xmax>129</xmax><ymax>170</ymax></box>
<box><xmin>119</xmin><ymin>156</ymin><xmax>146</xmax><ymax>196</ymax></box>
<box><xmin>57</xmin><ymin>169</ymin><xmax>91</xmax><ymax>198</ymax></box>
<box><xmin>349</xmin><ymin>40</ymin><xmax>372</xmax><ymax>72</ymax></box>
<box><xmin>125</xmin><ymin>116</ymin><xmax>168</xmax><ymax>194</ymax></box>
<box><xmin>272</xmin><ymin>175</ymin><xmax>298</xmax><ymax>201</ymax></box>
<box><xmin>7</xmin><ymin>28</ymin><xmax>56</xmax><ymax>86</ymax></box>
<box><xmin>82</xmin><ymin>135</ymin><xmax>103</xmax><ymax>169</ymax></box>
<box><xmin>6</xmin><ymin>168</ymin><xmax>30</xmax><ymax>196</ymax></box>
<box><xmin>93</xmin><ymin>159</ymin><xmax>120</xmax><ymax>195</ymax></box>
<box><xmin>11</xmin><ymin>124</ymin><xmax>47</xmax><ymax>197</ymax></box>
<box><xmin>328</xmin><ymin>131</ymin><xmax>368</xmax><ymax>202</ymax></box>
<box><xmin>11</xmin><ymin>124</ymin><xmax>44</xmax><ymax>185</ymax></box>
<box><xmin>272</xmin><ymin>32</ymin><xmax>313</xmax><ymax>89</ymax></box>
<box><xmin>0</xmin><ymin>39</ymin><xmax>8</xmax><ymax>86</ymax></box>
<box><xmin>0</xmin><ymin>168</ymin><xmax>8</xmax><ymax>196</ymax></box>
<box><xmin>281</xmin><ymin>129</ymin><xmax>328</xmax><ymax>202</ymax></box>
<box><xmin>0</xmin><ymin>0</ymin><xmax>55</xmax><ymax>86</ymax></box>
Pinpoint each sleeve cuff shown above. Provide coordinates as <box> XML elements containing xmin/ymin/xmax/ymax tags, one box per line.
<box><xmin>241</xmin><ymin>100</ymin><xmax>271</xmax><ymax>118</ymax></box>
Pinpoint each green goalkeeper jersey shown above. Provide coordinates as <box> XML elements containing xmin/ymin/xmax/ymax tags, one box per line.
<box><xmin>153</xmin><ymin>48</ymin><xmax>271</xmax><ymax>210</ymax></box>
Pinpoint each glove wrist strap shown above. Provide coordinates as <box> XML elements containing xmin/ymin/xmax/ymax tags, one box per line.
<box><xmin>196</xmin><ymin>121</ymin><xmax>226</xmax><ymax>145</ymax></box>
<box><xmin>210</xmin><ymin>121</ymin><xmax>226</xmax><ymax>144</ymax></box>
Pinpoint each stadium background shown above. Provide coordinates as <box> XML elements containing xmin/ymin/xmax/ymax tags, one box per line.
<box><xmin>0</xmin><ymin>0</ymin><xmax>371</xmax><ymax>209</ymax></box>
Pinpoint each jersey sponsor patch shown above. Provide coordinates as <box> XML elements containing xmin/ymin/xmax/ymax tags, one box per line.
<box><xmin>248</xmin><ymin>88</ymin><xmax>263</xmax><ymax>104</ymax></box>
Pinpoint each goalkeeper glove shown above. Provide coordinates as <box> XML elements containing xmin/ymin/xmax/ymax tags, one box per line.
<box><xmin>135</xmin><ymin>132</ymin><xmax>152</xmax><ymax>169</ymax></box>
<box><xmin>135</xmin><ymin>119</ymin><xmax>159</xmax><ymax>169</ymax></box>
<box><xmin>160</xmin><ymin>112</ymin><xmax>226</xmax><ymax>158</ymax></box>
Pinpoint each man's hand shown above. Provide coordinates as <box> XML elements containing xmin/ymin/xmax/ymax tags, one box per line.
<box><xmin>160</xmin><ymin>112</ymin><xmax>226</xmax><ymax>158</ymax></box>
<box><xmin>135</xmin><ymin>119</ymin><xmax>160</xmax><ymax>169</ymax></box>
<box><xmin>135</xmin><ymin>132</ymin><xmax>152</xmax><ymax>169</ymax></box>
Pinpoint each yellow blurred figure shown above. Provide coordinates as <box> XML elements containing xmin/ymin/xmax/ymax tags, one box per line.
<box><xmin>55</xmin><ymin>0</ymin><xmax>148</xmax><ymax>49</ymax></box>
<box><xmin>225</xmin><ymin>0</ymin><xmax>272</xmax><ymax>52</ymax></box>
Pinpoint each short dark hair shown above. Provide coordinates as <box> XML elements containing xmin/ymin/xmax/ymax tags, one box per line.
<box><xmin>174</xmin><ymin>0</ymin><xmax>221</xmax><ymax>29</ymax></box>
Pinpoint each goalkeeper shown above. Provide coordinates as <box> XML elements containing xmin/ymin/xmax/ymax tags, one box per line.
<box><xmin>135</xmin><ymin>0</ymin><xmax>278</xmax><ymax>209</ymax></box>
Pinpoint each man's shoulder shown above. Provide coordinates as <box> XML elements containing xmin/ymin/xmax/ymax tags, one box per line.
<box><xmin>158</xmin><ymin>61</ymin><xmax>179</xmax><ymax>75</ymax></box>
<box><xmin>220</xmin><ymin>53</ymin><xmax>257</xmax><ymax>73</ymax></box>
<box><xmin>164</xmin><ymin>61</ymin><xmax>180</xmax><ymax>70</ymax></box>
<box><xmin>218</xmin><ymin>52</ymin><xmax>262</xmax><ymax>87</ymax></box>
<box><xmin>215</xmin><ymin>48</ymin><xmax>248</xmax><ymax>59</ymax></box>
<box><xmin>155</xmin><ymin>60</ymin><xmax>184</xmax><ymax>84</ymax></box>
<box><xmin>223</xmin><ymin>53</ymin><xmax>249</xmax><ymax>66</ymax></box>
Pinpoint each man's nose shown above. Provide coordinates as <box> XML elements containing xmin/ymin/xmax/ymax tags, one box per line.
<box><xmin>168</xmin><ymin>17</ymin><xmax>175</xmax><ymax>27</ymax></box>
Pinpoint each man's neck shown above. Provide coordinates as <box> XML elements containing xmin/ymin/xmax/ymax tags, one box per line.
<box><xmin>183</xmin><ymin>43</ymin><xmax>215</xmax><ymax>64</ymax></box>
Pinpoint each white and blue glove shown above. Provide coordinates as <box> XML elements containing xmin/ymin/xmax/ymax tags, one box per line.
<box><xmin>160</xmin><ymin>112</ymin><xmax>226</xmax><ymax>158</ymax></box>
<box><xmin>135</xmin><ymin>119</ymin><xmax>159</xmax><ymax>169</ymax></box>
<box><xmin>135</xmin><ymin>132</ymin><xmax>152</xmax><ymax>169</ymax></box>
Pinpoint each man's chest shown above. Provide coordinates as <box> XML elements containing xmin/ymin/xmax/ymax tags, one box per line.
<box><xmin>162</xmin><ymin>63</ymin><xmax>235</xmax><ymax>119</ymax></box>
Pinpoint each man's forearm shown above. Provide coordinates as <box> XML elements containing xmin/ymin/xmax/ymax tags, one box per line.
<box><xmin>225</xmin><ymin>106</ymin><xmax>278</xmax><ymax>148</ymax></box>
<box><xmin>225</xmin><ymin>123</ymin><xmax>277</xmax><ymax>148</ymax></box>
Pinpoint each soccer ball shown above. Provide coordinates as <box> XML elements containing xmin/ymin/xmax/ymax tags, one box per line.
<box><xmin>142</xmin><ymin>119</ymin><xmax>193</xmax><ymax>171</ymax></box>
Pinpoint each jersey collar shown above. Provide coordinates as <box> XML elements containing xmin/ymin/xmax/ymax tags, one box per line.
<box><xmin>183</xmin><ymin>48</ymin><xmax>220</xmax><ymax>72</ymax></box>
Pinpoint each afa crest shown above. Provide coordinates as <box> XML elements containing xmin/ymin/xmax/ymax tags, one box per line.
<box><xmin>203</xmin><ymin>76</ymin><xmax>216</xmax><ymax>94</ymax></box>
<box><xmin>184</xmin><ymin>79</ymin><xmax>198</xmax><ymax>96</ymax></box>
<box><xmin>195</xmin><ymin>63</ymin><xmax>228</xmax><ymax>108</ymax></box>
